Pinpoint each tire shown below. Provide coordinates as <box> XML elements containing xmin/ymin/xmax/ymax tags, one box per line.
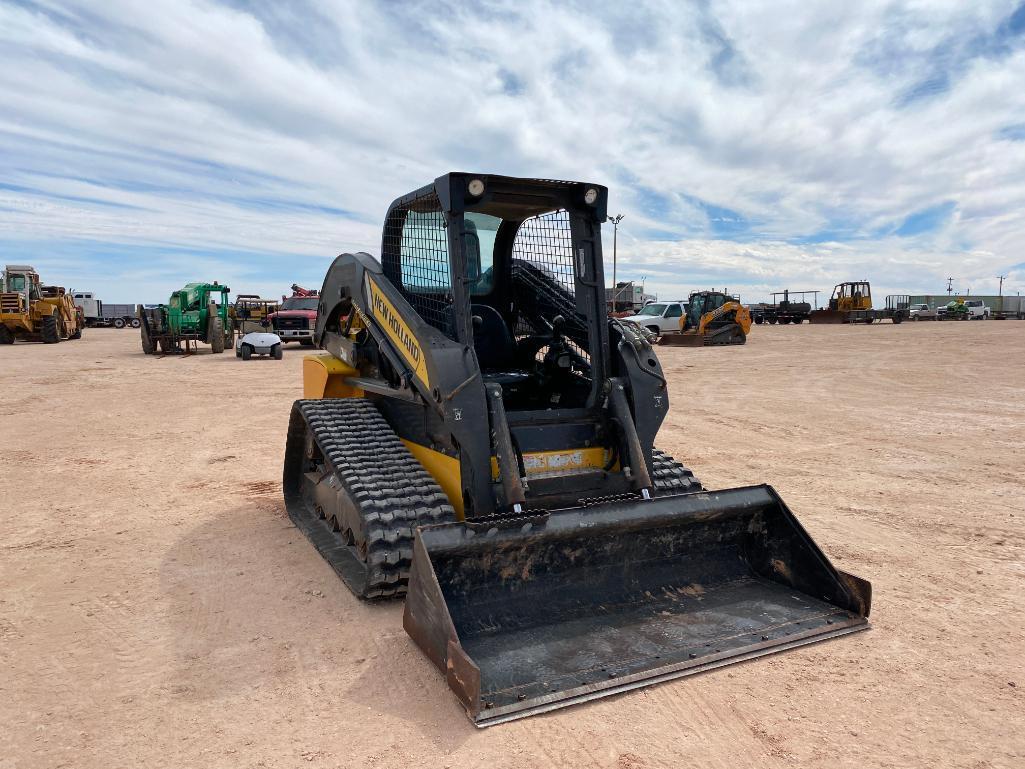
<box><xmin>300</xmin><ymin>338</ymin><xmax>315</xmax><ymax>347</ymax></box>
<box><xmin>131</xmin><ymin>318</ymin><xmax>141</xmax><ymax>328</ymax></box>
<box><xmin>141</xmin><ymin>324</ymin><xmax>156</xmax><ymax>354</ymax></box>
<box><xmin>209</xmin><ymin>316</ymin><xmax>225</xmax><ymax>353</ymax></box>
<box><xmin>769</xmin><ymin>318</ymin><xmax>777</xmax><ymax>325</ymax></box>
<box><xmin>70</xmin><ymin>324</ymin><xmax>83</xmax><ymax>339</ymax></box>
<box><xmin>113</xmin><ymin>317</ymin><xmax>125</xmax><ymax>329</ymax></box>
<box><xmin>241</xmin><ymin>344</ymin><xmax>252</xmax><ymax>360</ymax></box>
<box><xmin>645</xmin><ymin>325</ymin><xmax>660</xmax><ymax>336</ymax></box>
<box><xmin>273</xmin><ymin>344</ymin><xmax>283</xmax><ymax>360</ymax></box>
<box><xmin>754</xmin><ymin>316</ymin><xmax>764</xmax><ymax>325</ymax></box>
<box><xmin>0</xmin><ymin>325</ymin><xmax>13</xmax><ymax>344</ymax></box>
<box><xmin>41</xmin><ymin>313</ymin><xmax>60</xmax><ymax>343</ymax></box>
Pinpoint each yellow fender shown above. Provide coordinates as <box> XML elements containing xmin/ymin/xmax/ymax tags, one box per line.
<box><xmin>302</xmin><ymin>353</ymin><xmax>364</xmax><ymax>399</ymax></box>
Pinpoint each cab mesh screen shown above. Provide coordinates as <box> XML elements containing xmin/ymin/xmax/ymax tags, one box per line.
<box><xmin>510</xmin><ymin>210</ymin><xmax>590</xmax><ymax>358</ymax></box>
<box><xmin>381</xmin><ymin>190</ymin><xmax>453</xmax><ymax>334</ymax></box>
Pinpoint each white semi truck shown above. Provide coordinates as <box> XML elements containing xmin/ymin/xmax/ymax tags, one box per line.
<box><xmin>72</xmin><ymin>292</ymin><xmax>141</xmax><ymax>328</ymax></box>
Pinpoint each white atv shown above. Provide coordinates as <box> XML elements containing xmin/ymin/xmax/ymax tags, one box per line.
<box><xmin>236</xmin><ymin>331</ymin><xmax>283</xmax><ymax>360</ymax></box>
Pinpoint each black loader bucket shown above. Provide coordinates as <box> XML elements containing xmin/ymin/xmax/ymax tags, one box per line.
<box><xmin>657</xmin><ymin>332</ymin><xmax>705</xmax><ymax>347</ymax></box>
<box><xmin>403</xmin><ymin>485</ymin><xmax>870</xmax><ymax>726</ymax></box>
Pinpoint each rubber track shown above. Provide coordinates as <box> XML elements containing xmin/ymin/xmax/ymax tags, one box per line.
<box><xmin>650</xmin><ymin>449</ymin><xmax>703</xmax><ymax>494</ymax></box>
<box><xmin>703</xmin><ymin>323</ymin><xmax>746</xmax><ymax>346</ymax></box>
<box><xmin>284</xmin><ymin>398</ymin><xmax>454</xmax><ymax>599</ymax></box>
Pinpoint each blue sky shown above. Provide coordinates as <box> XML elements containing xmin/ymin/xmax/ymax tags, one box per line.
<box><xmin>2</xmin><ymin>0</ymin><xmax>1025</xmax><ymax>303</ymax></box>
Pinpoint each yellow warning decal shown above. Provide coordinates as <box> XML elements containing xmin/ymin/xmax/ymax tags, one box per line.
<box><xmin>489</xmin><ymin>447</ymin><xmax>612</xmax><ymax>480</ymax></box>
<box><xmin>366</xmin><ymin>274</ymin><xmax>431</xmax><ymax>388</ymax></box>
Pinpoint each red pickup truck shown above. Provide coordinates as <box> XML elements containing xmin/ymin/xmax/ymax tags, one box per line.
<box><xmin>266</xmin><ymin>294</ymin><xmax>319</xmax><ymax>345</ymax></box>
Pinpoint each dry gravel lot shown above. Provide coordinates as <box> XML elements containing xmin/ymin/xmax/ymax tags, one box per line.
<box><xmin>2</xmin><ymin>321</ymin><xmax>1024</xmax><ymax>769</ymax></box>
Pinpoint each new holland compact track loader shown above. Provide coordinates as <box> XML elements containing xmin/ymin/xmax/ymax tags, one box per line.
<box><xmin>658</xmin><ymin>290</ymin><xmax>752</xmax><ymax>346</ymax></box>
<box><xmin>283</xmin><ymin>173</ymin><xmax>871</xmax><ymax>726</ymax></box>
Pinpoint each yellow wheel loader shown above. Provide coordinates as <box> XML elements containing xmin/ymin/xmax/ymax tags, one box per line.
<box><xmin>0</xmin><ymin>265</ymin><xmax>84</xmax><ymax>344</ymax></box>
<box><xmin>283</xmin><ymin>174</ymin><xmax>871</xmax><ymax>726</ymax></box>
<box><xmin>658</xmin><ymin>290</ymin><xmax>752</xmax><ymax>346</ymax></box>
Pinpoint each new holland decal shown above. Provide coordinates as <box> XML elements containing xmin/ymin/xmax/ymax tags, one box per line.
<box><xmin>365</xmin><ymin>275</ymin><xmax>431</xmax><ymax>388</ymax></box>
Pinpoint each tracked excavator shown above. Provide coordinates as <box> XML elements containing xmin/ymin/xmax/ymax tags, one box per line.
<box><xmin>659</xmin><ymin>290</ymin><xmax>751</xmax><ymax>346</ymax></box>
<box><xmin>283</xmin><ymin>173</ymin><xmax>871</xmax><ymax>726</ymax></box>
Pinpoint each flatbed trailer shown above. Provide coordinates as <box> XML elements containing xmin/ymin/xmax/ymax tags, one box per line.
<box><xmin>749</xmin><ymin>289</ymin><xmax>818</xmax><ymax>325</ymax></box>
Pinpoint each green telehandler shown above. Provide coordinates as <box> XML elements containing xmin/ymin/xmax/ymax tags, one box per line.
<box><xmin>138</xmin><ymin>282</ymin><xmax>233</xmax><ymax>354</ymax></box>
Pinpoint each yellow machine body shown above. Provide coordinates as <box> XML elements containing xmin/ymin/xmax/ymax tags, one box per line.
<box><xmin>302</xmin><ymin>352</ymin><xmax>613</xmax><ymax>520</ymax></box>
<box><xmin>660</xmin><ymin>291</ymin><xmax>751</xmax><ymax>346</ymax></box>
<box><xmin>0</xmin><ymin>265</ymin><xmax>83</xmax><ymax>344</ymax></box>
<box><xmin>833</xmin><ymin>281</ymin><xmax>873</xmax><ymax>312</ymax></box>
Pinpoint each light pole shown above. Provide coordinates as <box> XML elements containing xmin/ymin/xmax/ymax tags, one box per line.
<box><xmin>608</xmin><ymin>214</ymin><xmax>624</xmax><ymax>311</ymax></box>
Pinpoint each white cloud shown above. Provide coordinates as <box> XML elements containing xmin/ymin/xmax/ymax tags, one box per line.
<box><xmin>1</xmin><ymin>0</ymin><xmax>1024</xmax><ymax>302</ymax></box>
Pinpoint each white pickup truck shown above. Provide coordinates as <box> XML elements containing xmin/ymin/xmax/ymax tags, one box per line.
<box><xmin>621</xmin><ymin>301</ymin><xmax>686</xmax><ymax>335</ymax></box>
<box><xmin>909</xmin><ymin>303</ymin><xmax>937</xmax><ymax>320</ymax></box>
<box><xmin>963</xmin><ymin>299</ymin><xmax>991</xmax><ymax>319</ymax></box>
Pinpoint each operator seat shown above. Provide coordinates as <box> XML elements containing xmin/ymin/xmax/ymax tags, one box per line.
<box><xmin>470</xmin><ymin>304</ymin><xmax>531</xmax><ymax>387</ymax></box>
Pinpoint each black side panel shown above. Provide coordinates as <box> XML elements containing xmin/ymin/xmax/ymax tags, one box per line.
<box><xmin>313</xmin><ymin>250</ymin><xmax>496</xmax><ymax>516</ymax></box>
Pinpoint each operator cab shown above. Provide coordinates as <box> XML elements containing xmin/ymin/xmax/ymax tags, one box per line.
<box><xmin>683</xmin><ymin>291</ymin><xmax>731</xmax><ymax>330</ymax></box>
<box><xmin>382</xmin><ymin>175</ymin><xmax>608</xmax><ymax>412</ymax></box>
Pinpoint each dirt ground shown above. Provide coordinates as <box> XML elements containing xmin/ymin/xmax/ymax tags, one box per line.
<box><xmin>2</xmin><ymin>321</ymin><xmax>1023</xmax><ymax>769</ymax></box>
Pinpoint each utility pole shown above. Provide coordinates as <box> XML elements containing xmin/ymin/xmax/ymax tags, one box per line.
<box><xmin>607</xmin><ymin>214</ymin><xmax>625</xmax><ymax>311</ymax></box>
<box><xmin>998</xmin><ymin>274</ymin><xmax>1007</xmax><ymax>314</ymax></box>
<box><xmin>946</xmin><ymin>277</ymin><xmax>954</xmax><ymax>296</ymax></box>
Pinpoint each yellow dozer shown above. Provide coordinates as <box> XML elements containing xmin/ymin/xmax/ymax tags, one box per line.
<box><xmin>283</xmin><ymin>173</ymin><xmax>870</xmax><ymax>726</ymax></box>
<box><xmin>0</xmin><ymin>265</ymin><xmax>84</xmax><ymax>344</ymax></box>
<box><xmin>659</xmin><ymin>290</ymin><xmax>752</xmax><ymax>346</ymax></box>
